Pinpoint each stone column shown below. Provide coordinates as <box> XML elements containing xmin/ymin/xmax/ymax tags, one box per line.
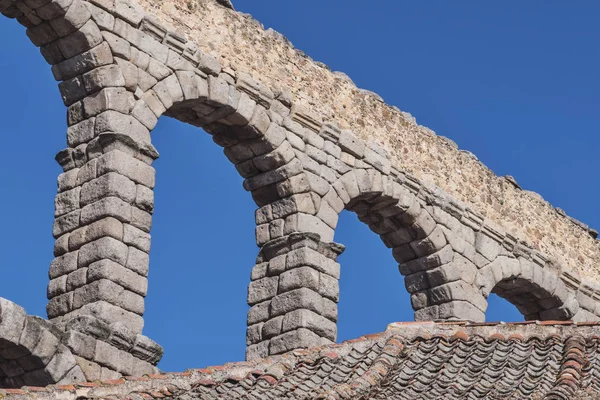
<box><xmin>402</xmin><ymin>248</ymin><xmax>487</xmax><ymax>323</ymax></box>
<box><xmin>246</xmin><ymin>233</ymin><xmax>344</xmax><ymax>360</ymax></box>
<box><xmin>45</xmin><ymin>98</ymin><xmax>164</xmax><ymax>379</ymax></box>
<box><xmin>48</xmin><ymin>100</ymin><xmax>158</xmax><ymax>336</ymax></box>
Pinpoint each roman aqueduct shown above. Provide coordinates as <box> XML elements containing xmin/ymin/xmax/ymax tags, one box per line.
<box><xmin>0</xmin><ymin>0</ymin><xmax>599</xmax><ymax>387</ymax></box>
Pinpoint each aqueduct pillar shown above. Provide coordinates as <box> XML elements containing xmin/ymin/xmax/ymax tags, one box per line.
<box><xmin>1</xmin><ymin>0</ymin><xmax>600</xmax><ymax>387</ymax></box>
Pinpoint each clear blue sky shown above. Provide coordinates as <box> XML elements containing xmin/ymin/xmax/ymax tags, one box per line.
<box><xmin>0</xmin><ymin>1</ymin><xmax>599</xmax><ymax>372</ymax></box>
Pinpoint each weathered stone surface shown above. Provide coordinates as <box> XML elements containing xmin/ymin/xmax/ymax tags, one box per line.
<box><xmin>0</xmin><ymin>298</ymin><xmax>27</xmax><ymax>342</ymax></box>
<box><xmin>83</xmin><ymin>87</ymin><xmax>133</xmax><ymax>118</ymax></box>
<box><xmin>78</xmin><ymin>236</ymin><xmax>128</xmax><ymax>268</ymax></box>
<box><xmin>284</xmin><ymin>213</ymin><xmax>334</xmax><ymax>242</ymax></box>
<box><xmin>410</xmin><ymin>225</ymin><xmax>447</xmax><ymax>258</ymax></box>
<box><xmin>2</xmin><ymin>0</ymin><xmax>598</xmax><ymax>371</ymax></box>
<box><xmin>53</xmin><ymin>42</ymin><xmax>112</xmax><ymax>82</ymax></box>
<box><xmin>261</xmin><ymin>316</ymin><xmax>282</xmax><ymax>340</ymax></box>
<box><xmin>474</xmin><ymin>232</ymin><xmax>501</xmax><ymax>261</ymax></box>
<box><xmin>49</xmin><ymin>251</ymin><xmax>78</xmax><ymax>279</ymax></box>
<box><xmin>338</xmin><ymin>130</ymin><xmax>364</xmax><ymax>158</ymax></box>
<box><xmin>245</xmin><ymin>341</ymin><xmax>268</xmax><ymax>361</ymax></box>
<box><xmin>45</xmin><ymin>345</ymin><xmax>78</xmax><ymax>382</ymax></box>
<box><xmin>432</xmin><ymin>284</ymin><xmax>487</xmax><ymax>317</ymax></box>
<box><xmin>197</xmin><ymin>51</ymin><xmax>221</xmax><ymax>76</ymax></box>
<box><xmin>438</xmin><ymin>300</ymin><xmax>485</xmax><ymax>322</ymax></box>
<box><xmin>130</xmin><ymin>206</ymin><xmax>152</xmax><ymax>233</ymax></box>
<box><xmin>80</xmin><ymin>196</ymin><xmax>132</xmax><ymax>225</ymax></box>
<box><xmin>126</xmin><ymin>246</ymin><xmax>149</xmax><ymax>276</ymax></box>
<box><xmin>399</xmin><ymin>245</ymin><xmax>454</xmax><ymax>275</ymax></box>
<box><xmin>68</xmin><ymin>217</ymin><xmax>123</xmax><ymax>251</ymax></box>
<box><xmin>53</xmin><ymin>209</ymin><xmax>81</xmax><ymax>238</ymax></box>
<box><xmin>281</xmin><ymin>309</ymin><xmax>336</xmax><ymax>341</ymax></box>
<box><xmin>97</xmin><ymin>150</ymin><xmax>155</xmax><ymax>188</ymax></box>
<box><xmin>66</xmin><ymin>268</ymin><xmax>87</xmax><ymax>292</ymax></box>
<box><xmin>86</xmin><ymin>2</ymin><xmax>114</xmax><ymax>30</ymax></box>
<box><xmin>246</xmin><ymin>322</ymin><xmax>263</xmax><ymax>345</ymax></box>
<box><xmin>115</xmin><ymin>0</ymin><xmax>143</xmax><ymax>25</ymax></box>
<box><xmin>57</xmin><ymin>19</ymin><xmax>102</xmax><ymax>59</ymax></box>
<box><xmin>131</xmin><ymin>334</ymin><xmax>163</xmax><ymax>365</ymax></box>
<box><xmin>123</xmin><ymin>224</ymin><xmax>150</xmax><ymax>253</ymax></box>
<box><xmin>62</xmin><ymin>330</ymin><xmax>96</xmax><ymax>360</ymax></box>
<box><xmin>94</xmin><ymin>110</ymin><xmax>150</xmax><ymax>143</ymax></box>
<box><xmin>247</xmin><ymin>301</ymin><xmax>270</xmax><ymax>325</ymax></box>
<box><xmin>269</xmin><ymin>328</ymin><xmax>321</xmax><ymax>355</ymax></box>
<box><xmin>279</xmin><ymin>267</ymin><xmax>319</xmax><ymax>294</ymax></box>
<box><xmin>66</xmin><ymin>117</ymin><xmax>95</xmax><ymax>147</ymax></box>
<box><xmin>54</xmin><ymin>187</ymin><xmax>81</xmax><ymax>217</ymax></box>
<box><xmin>49</xmin><ymin>0</ymin><xmax>90</xmax><ymax>37</ymax></box>
<box><xmin>73</xmin><ymin>279</ymin><xmax>144</xmax><ymax>315</ymax></box>
<box><xmin>69</xmin><ymin>301</ymin><xmax>144</xmax><ymax>333</ymax></box>
<box><xmin>270</xmin><ymin>288</ymin><xmax>325</xmax><ymax>318</ymax></box>
<box><xmin>80</xmin><ymin>172</ymin><xmax>136</xmax><ymax>206</ymax></box>
<box><xmin>58</xmin><ymin>75</ymin><xmax>87</xmax><ymax>106</ymax></box>
<box><xmin>427</xmin><ymin>254</ymin><xmax>477</xmax><ymax>288</ymax></box>
<box><xmin>247</xmin><ymin>276</ymin><xmax>278</xmax><ymax>306</ymax></box>
<box><xmin>47</xmin><ymin>292</ymin><xmax>74</xmax><ymax>318</ymax></box>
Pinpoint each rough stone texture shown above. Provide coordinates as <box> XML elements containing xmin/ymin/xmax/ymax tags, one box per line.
<box><xmin>0</xmin><ymin>298</ymin><xmax>78</xmax><ymax>388</ymax></box>
<box><xmin>2</xmin><ymin>0</ymin><xmax>600</xmax><ymax>387</ymax></box>
<box><xmin>130</xmin><ymin>0</ymin><xmax>600</xmax><ymax>281</ymax></box>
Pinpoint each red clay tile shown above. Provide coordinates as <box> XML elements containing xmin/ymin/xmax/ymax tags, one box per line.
<box><xmin>75</xmin><ymin>382</ymin><xmax>101</xmax><ymax>387</ymax></box>
<box><xmin>2</xmin><ymin>389</ymin><xmax>26</xmax><ymax>395</ymax></box>
<box><xmin>451</xmin><ymin>331</ymin><xmax>469</xmax><ymax>341</ymax></box>
<box><xmin>22</xmin><ymin>386</ymin><xmax>48</xmax><ymax>392</ymax></box>
<box><xmin>258</xmin><ymin>375</ymin><xmax>278</xmax><ymax>385</ymax></box>
<box><xmin>539</xmin><ymin>320</ymin><xmax>573</xmax><ymax>326</ymax></box>
<box><xmin>102</xmin><ymin>379</ymin><xmax>126</xmax><ymax>385</ymax></box>
<box><xmin>576</xmin><ymin>321</ymin><xmax>600</xmax><ymax>327</ymax></box>
<box><xmin>55</xmin><ymin>385</ymin><xmax>76</xmax><ymax>391</ymax></box>
<box><xmin>146</xmin><ymin>374</ymin><xmax>169</xmax><ymax>380</ymax></box>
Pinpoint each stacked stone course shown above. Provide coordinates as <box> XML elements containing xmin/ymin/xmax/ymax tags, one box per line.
<box><xmin>132</xmin><ymin>0</ymin><xmax>600</xmax><ymax>280</ymax></box>
<box><xmin>2</xmin><ymin>0</ymin><xmax>600</xmax><ymax>388</ymax></box>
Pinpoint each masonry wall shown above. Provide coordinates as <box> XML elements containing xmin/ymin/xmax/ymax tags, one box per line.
<box><xmin>2</xmin><ymin>0</ymin><xmax>600</xmax><ymax>386</ymax></box>
<box><xmin>132</xmin><ymin>0</ymin><xmax>600</xmax><ymax>281</ymax></box>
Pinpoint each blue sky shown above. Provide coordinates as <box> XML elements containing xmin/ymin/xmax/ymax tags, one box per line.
<box><xmin>0</xmin><ymin>1</ymin><xmax>599</xmax><ymax>372</ymax></box>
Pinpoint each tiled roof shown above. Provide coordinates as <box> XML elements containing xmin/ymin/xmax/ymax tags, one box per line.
<box><xmin>5</xmin><ymin>321</ymin><xmax>600</xmax><ymax>399</ymax></box>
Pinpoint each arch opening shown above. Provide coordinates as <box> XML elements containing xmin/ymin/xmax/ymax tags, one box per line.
<box><xmin>477</xmin><ymin>256</ymin><xmax>578</xmax><ymax>322</ymax></box>
<box><xmin>144</xmin><ymin>117</ymin><xmax>256</xmax><ymax>370</ymax></box>
<box><xmin>492</xmin><ymin>276</ymin><xmax>558</xmax><ymax>320</ymax></box>
<box><xmin>0</xmin><ymin>0</ymin><xmax>595</xmax><ymax>383</ymax></box>
<box><xmin>485</xmin><ymin>293</ymin><xmax>524</xmax><ymax>322</ymax></box>
<box><xmin>335</xmin><ymin>209</ymin><xmax>408</xmax><ymax>343</ymax></box>
<box><xmin>329</xmin><ymin>169</ymin><xmax>490</xmax><ymax>322</ymax></box>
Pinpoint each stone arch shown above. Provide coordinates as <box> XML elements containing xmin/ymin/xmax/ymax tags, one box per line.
<box><xmin>318</xmin><ymin>168</ymin><xmax>586</xmax><ymax>325</ymax></box>
<box><xmin>476</xmin><ymin>256</ymin><xmax>578</xmax><ymax>321</ymax></box>
<box><xmin>1</xmin><ymin>0</ymin><xmax>295</xmax><ymax>382</ymax></box>
<box><xmin>3</xmin><ymin>0</ymin><xmax>323</xmax><ymax>377</ymax></box>
<box><xmin>321</xmin><ymin>169</ymin><xmax>489</xmax><ymax>322</ymax></box>
<box><xmin>2</xmin><ymin>0</ymin><xmax>600</xmax><ymax>381</ymax></box>
<box><xmin>0</xmin><ymin>298</ymin><xmax>83</xmax><ymax>388</ymax></box>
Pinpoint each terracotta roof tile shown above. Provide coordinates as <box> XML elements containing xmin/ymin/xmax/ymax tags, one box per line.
<box><xmin>6</xmin><ymin>321</ymin><xmax>600</xmax><ymax>399</ymax></box>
